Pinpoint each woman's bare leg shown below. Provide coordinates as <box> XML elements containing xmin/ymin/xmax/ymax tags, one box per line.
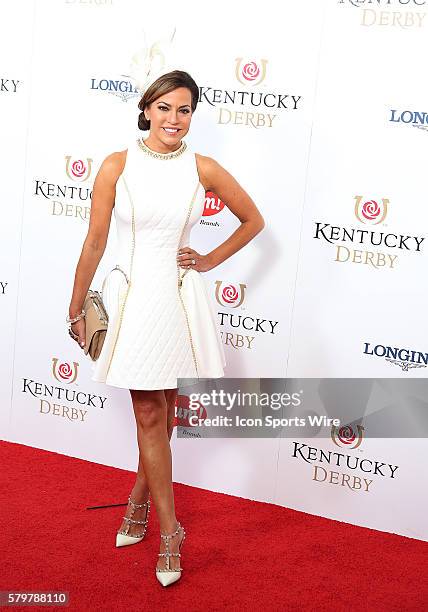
<box><xmin>159</xmin><ymin>387</ymin><xmax>183</xmax><ymax>571</ymax></box>
<box><xmin>119</xmin><ymin>388</ymin><xmax>179</xmax><ymax>537</ymax></box>
<box><xmin>128</xmin><ymin>388</ymin><xmax>183</xmax><ymax>570</ymax></box>
<box><xmin>131</xmin><ymin>388</ymin><xmax>177</xmax><ymax>498</ymax></box>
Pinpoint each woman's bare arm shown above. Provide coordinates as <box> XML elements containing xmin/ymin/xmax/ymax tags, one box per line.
<box><xmin>177</xmin><ymin>154</ymin><xmax>265</xmax><ymax>271</ymax></box>
<box><xmin>68</xmin><ymin>151</ymin><xmax>126</xmax><ymax>319</ymax></box>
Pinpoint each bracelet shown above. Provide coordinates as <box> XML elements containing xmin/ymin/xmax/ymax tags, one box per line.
<box><xmin>66</xmin><ymin>310</ymin><xmax>86</xmax><ymax>324</ymax></box>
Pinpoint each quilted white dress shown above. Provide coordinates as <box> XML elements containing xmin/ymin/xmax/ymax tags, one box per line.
<box><xmin>90</xmin><ymin>136</ymin><xmax>226</xmax><ymax>390</ymax></box>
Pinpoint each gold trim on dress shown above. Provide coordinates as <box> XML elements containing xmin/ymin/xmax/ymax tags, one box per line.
<box><xmin>137</xmin><ymin>138</ymin><xmax>187</xmax><ymax>160</ymax></box>
<box><xmin>177</xmin><ymin>180</ymin><xmax>202</xmax><ymax>378</ymax></box>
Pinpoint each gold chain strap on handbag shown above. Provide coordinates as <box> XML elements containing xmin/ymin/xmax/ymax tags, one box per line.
<box><xmin>82</xmin><ymin>173</ymin><xmax>135</xmax><ymax>361</ymax></box>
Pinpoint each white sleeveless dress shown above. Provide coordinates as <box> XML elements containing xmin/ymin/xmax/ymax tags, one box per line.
<box><xmin>90</xmin><ymin>136</ymin><xmax>226</xmax><ymax>390</ymax></box>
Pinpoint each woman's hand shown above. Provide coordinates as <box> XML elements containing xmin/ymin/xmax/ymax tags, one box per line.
<box><xmin>68</xmin><ymin>318</ymin><xmax>86</xmax><ymax>350</ymax></box>
<box><xmin>176</xmin><ymin>247</ymin><xmax>214</xmax><ymax>272</ymax></box>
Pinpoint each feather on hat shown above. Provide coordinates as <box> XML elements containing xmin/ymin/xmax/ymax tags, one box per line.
<box><xmin>129</xmin><ymin>27</ymin><xmax>178</xmax><ymax>95</ymax></box>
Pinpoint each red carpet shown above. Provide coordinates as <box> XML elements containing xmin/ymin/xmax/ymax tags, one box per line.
<box><xmin>0</xmin><ymin>439</ymin><xmax>426</xmax><ymax>612</ymax></box>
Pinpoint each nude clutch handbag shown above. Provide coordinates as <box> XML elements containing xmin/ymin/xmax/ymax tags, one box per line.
<box><xmin>82</xmin><ymin>266</ymin><xmax>129</xmax><ymax>361</ymax></box>
<box><xmin>82</xmin><ymin>289</ymin><xmax>109</xmax><ymax>361</ymax></box>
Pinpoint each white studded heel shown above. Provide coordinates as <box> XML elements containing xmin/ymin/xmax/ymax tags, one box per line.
<box><xmin>156</xmin><ymin>522</ymin><xmax>186</xmax><ymax>587</ymax></box>
<box><xmin>115</xmin><ymin>496</ymin><xmax>151</xmax><ymax>548</ymax></box>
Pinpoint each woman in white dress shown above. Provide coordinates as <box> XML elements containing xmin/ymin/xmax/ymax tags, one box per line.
<box><xmin>67</xmin><ymin>70</ymin><xmax>264</xmax><ymax>587</ymax></box>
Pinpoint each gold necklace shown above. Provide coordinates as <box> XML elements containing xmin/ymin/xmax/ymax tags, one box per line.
<box><xmin>137</xmin><ymin>137</ymin><xmax>187</xmax><ymax>160</ymax></box>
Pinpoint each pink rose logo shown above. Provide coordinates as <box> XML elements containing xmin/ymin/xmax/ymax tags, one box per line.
<box><xmin>65</xmin><ymin>155</ymin><xmax>93</xmax><ymax>182</ymax></box>
<box><xmin>215</xmin><ymin>281</ymin><xmax>247</xmax><ymax>308</ymax></box>
<box><xmin>58</xmin><ymin>362</ymin><xmax>72</xmax><ymax>380</ymax></box>
<box><xmin>235</xmin><ymin>58</ymin><xmax>267</xmax><ymax>86</ymax></box>
<box><xmin>332</xmin><ymin>423</ymin><xmax>365</xmax><ymax>449</ymax></box>
<box><xmin>354</xmin><ymin>196</ymin><xmax>388</xmax><ymax>225</ymax></box>
<box><xmin>338</xmin><ymin>426</ymin><xmax>356</xmax><ymax>445</ymax></box>
<box><xmin>361</xmin><ymin>200</ymin><xmax>380</xmax><ymax>221</ymax></box>
<box><xmin>71</xmin><ymin>160</ymin><xmax>86</xmax><ymax>179</ymax></box>
<box><xmin>222</xmin><ymin>285</ymin><xmax>238</xmax><ymax>304</ymax></box>
<box><xmin>242</xmin><ymin>62</ymin><xmax>260</xmax><ymax>82</ymax></box>
<box><xmin>52</xmin><ymin>358</ymin><xmax>79</xmax><ymax>383</ymax></box>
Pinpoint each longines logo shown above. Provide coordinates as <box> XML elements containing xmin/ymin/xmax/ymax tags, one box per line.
<box><xmin>90</xmin><ymin>77</ymin><xmax>140</xmax><ymax>102</ymax></box>
<box><xmin>313</xmin><ymin>195</ymin><xmax>425</xmax><ymax>270</ymax></box>
<box><xmin>33</xmin><ymin>154</ymin><xmax>93</xmax><ymax>221</ymax></box>
<box><xmin>292</xmin><ymin>424</ymin><xmax>399</xmax><ymax>493</ymax></box>
<box><xmin>199</xmin><ymin>57</ymin><xmax>302</xmax><ymax>130</ymax></box>
<box><xmin>0</xmin><ymin>78</ymin><xmax>20</xmax><ymax>93</ymax></box>
<box><xmin>0</xmin><ymin>281</ymin><xmax>7</xmax><ymax>295</ymax></box>
<box><xmin>338</xmin><ymin>0</ymin><xmax>427</xmax><ymax>28</ymax></box>
<box><xmin>214</xmin><ymin>280</ymin><xmax>279</xmax><ymax>350</ymax></box>
<box><xmin>389</xmin><ymin>109</ymin><xmax>428</xmax><ymax>131</ymax></box>
<box><xmin>363</xmin><ymin>341</ymin><xmax>428</xmax><ymax>371</ymax></box>
<box><xmin>21</xmin><ymin>358</ymin><xmax>107</xmax><ymax>422</ymax></box>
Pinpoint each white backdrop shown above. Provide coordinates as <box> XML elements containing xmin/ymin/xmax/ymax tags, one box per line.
<box><xmin>1</xmin><ymin>0</ymin><xmax>427</xmax><ymax>542</ymax></box>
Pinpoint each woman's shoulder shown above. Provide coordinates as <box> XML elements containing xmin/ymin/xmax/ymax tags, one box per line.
<box><xmin>98</xmin><ymin>150</ymin><xmax>127</xmax><ymax>185</ymax></box>
<box><xmin>195</xmin><ymin>152</ymin><xmax>227</xmax><ymax>192</ymax></box>
<box><xmin>194</xmin><ymin>151</ymin><xmax>215</xmax><ymax>167</ymax></box>
<box><xmin>102</xmin><ymin>149</ymin><xmax>127</xmax><ymax>170</ymax></box>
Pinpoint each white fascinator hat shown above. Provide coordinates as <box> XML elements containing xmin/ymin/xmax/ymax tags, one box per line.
<box><xmin>128</xmin><ymin>27</ymin><xmax>183</xmax><ymax>96</ymax></box>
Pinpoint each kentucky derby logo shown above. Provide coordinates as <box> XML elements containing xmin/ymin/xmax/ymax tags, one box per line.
<box><xmin>198</xmin><ymin>55</ymin><xmax>302</xmax><ymax>128</ymax></box>
<box><xmin>235</xmin><ymin>58</ymin><xmax>267</xmax><ymax>86</ymax></box>
<box><xmin>65</xmin><ymin>156</ymin><xmax>93</xmax><ymax>182</ymax></box>
<box><xmin>313</xmin><ymin>194</ymin><xmax>425</xmax><ymax>271</ymax></box>
<box><xmin>293</xmin><ymin>428</ymin><xmax>399</xmax><ymax>492</ymax></box>
<box><xmin>215</xmin><ymin>281</ymin><xmax>246</xmax><ymax>308</ymax></box>
<box><xmin>52</xmin><ymin>358</ymin><xmax>79</xmax><ymax>384</ymax></box>
<box><xmin>331</xmin><ymin>424</ymin><xmax>364</xmax><ymax>449</ymax></box>
<box><xmin>203</xmin><ymin>191</ymin><xmax>225</xmax><ymax>217</ymax></box>
<box><xmin>354</xmin><ymin>196</ymin><xmax>388</xmax><ymax>225</ymax></box>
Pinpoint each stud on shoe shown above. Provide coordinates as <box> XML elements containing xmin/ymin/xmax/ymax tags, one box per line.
<box><xmin>115</xmin><ymin>496</ymin><xmax>151</xmax><ymax>548</ymax></box>
<box><xmin>156</xmin><ymin>522</ymin><xmax>186</xmax><ymax>587</ymax></box>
